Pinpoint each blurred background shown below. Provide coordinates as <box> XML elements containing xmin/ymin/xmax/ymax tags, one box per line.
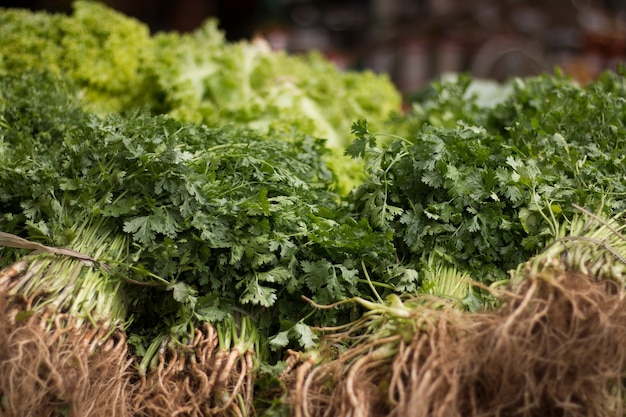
<box><xmin>2</xmin><ymin>0</ymin><xmax>625</xmax><ymax>94</ymax></box>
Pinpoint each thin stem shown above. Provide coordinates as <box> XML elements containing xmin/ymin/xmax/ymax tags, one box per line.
<box><xmin>361</xmin><ymin>259</ymin><xmax>383</xmax><ymax>303</ymax></box>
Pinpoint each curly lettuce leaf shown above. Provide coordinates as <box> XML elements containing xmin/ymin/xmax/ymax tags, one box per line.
<box><xmin>0</xmin><ymin>1</ymin><xmax>155</xmax><ymax>114</ymax></box>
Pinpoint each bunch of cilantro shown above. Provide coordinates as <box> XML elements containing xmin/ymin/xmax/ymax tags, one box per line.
<box><xmin>347</xmin><ymin>70</ymin><xmax>626</xmax><ymax>288</ymax></box>
<box><xmin>0</xmin><ymin>72</ymin><xmax>395</xmax><ymax>365</ymax></box>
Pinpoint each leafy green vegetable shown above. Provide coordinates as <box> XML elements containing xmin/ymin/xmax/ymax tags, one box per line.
<box><xmin>0</xmin><ymin>1</ymin><xmax>155</xmax><ymax>114</ymax></box>
<box><xmin>148</xmin><ymin>21</ymin><xmax>400</xmax><ymax>148</ymax></box>
<box><xmin>0</xmin><ymin>2</ymin><xmax>402</xmax><ymax>194</ymax></box>
<box><xmin>347</xmin><ymin>70</ymin><xmax>626</xmax><ymax>284</ymax></box>
<box><xmin>0</xmin><ymin>71</ymin><xmax>395</xmax><ymax>362</ymax></box>
<box><xmin>148</xmin><ymin>25</ymin><xmax>402</xmax><ymax>193</ymax></box>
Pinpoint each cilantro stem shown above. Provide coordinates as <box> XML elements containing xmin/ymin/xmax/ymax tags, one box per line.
<box><xmin>355</xmin><ymin>279</ymin><xmax>395</xmax><ymax>290</ymax></box>
<box><xmin>301</xmin><ymin>295</ymin><xmax>412</xmax><ymax>319</ymax></box>
<box><xmin>102</xmin><ymin>259</ymin><xmax>170</xmax><ymax>286</ymax></box>
<box><xmin>375</xmin><ymin>132</ymin><xmax>413</xmax><ymax>145</ymax></box>
<box><xmin>361</xmin><ymin>259</ymin><xmax>383</xmax><ymax>303</ymax></box>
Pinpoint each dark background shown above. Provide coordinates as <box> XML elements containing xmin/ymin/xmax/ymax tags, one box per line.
<box><xmin>2</xmin><ymin>0</ymin><xmax>625</xmax><ymax>92</ymax></box>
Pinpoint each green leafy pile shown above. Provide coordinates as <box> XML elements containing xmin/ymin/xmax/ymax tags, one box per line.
<box><xmin>347</xmin><ymin>70</ymin><xmax>626</xmax><ymax>285</ymax></box>
<box><xmin>0</xmin><ymin>1</ymin><xmax>155</xmax><ymax>114</ymax></box>
<box><xmin>3</xmin><ymin>4</ymin><xmax>626</xmax><ymax>414</ymax></box>
<box><xmin>149</xmin><ymin>21</ymin><xmax>400</xmax><ymax>149</ymax></box>
<box><xmin>0</xmin><ymin>1</ymin><xmax>402</xmax><ymax>194</ymax></box>
<box><xmin>0</xmin><ymin>72</ymin><xmax>396</xmax><ymax>363</ymax></box>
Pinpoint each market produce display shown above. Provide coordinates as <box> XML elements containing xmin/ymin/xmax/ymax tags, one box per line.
<box><xmin>2</xmin><ymin>2</ymin><xmax>626</xmax><ymax>417</ymax></box>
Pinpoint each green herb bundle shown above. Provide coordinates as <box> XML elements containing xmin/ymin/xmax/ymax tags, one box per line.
<box><xmin>347</xmin><ymin>70</ymin><xmax>626</xmax><ymax>288</ymax></box>
<box><xmin>0</xmin><ymin>72</ymin><xmax>397</xmax><ymax>369</ymax></box>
